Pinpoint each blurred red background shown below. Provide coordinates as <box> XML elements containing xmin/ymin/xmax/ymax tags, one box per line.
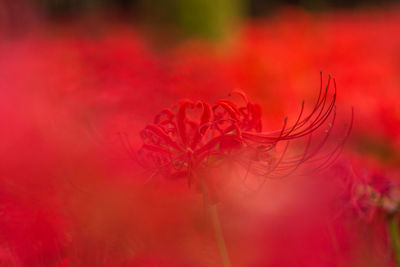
<box><xmin>1</xmin><ymin>1</ymin><xmax>400</xmax><ymax>266</ymax></box>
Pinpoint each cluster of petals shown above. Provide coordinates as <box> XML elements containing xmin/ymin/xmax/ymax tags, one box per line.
<box><xmin>337</xmin><ymin>160</ymin><xmax>400</xmax><ymax>221</ymax></box>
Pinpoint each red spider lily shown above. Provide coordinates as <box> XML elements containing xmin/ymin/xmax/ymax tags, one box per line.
<box><xmin>138</xmin><ymin>73</ymin><xmax>352</xmax><ymax>195</ymax></box>
<box><xmin>334</xmin><ymin>159</ymin><xmax>400</xmax><ymax>222</ymax></box>
<box><xmin>138</xmin><ymin>99</ymin><xmax>242</xmax><ymax>183</ymax></box>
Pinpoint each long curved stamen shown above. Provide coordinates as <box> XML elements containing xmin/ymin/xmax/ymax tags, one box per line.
<box><xmin>278</xmin><ymin>104</ymin><xmax>337</xmax><ymax>166</ymax></box>
<box><xmin>313</xmin><ymin>107</ymin><xmax>354</xmax><ymax>172</ymax></box>
<box><xmin>243</xmin><ymin>73</ymin><xmax>334</xmax><ymax>141</ymax></box>
<box><xmin>142</xmin><ymin>124</ymin><xmax>184</xmax><ymax>151</ymax></box>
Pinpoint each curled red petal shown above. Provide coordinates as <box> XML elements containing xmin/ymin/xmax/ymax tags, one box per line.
<box><xmin>213</xmin><ymin>100</ymin><xmax>240</xmax><ymax>121</ymax></box>
<box><xmin>230</xmin><ymin>89</ymin><xmax>250</xmax><ymax>105</ymax></box>
<box><xmin>191</xmin><ymin>102</ymin><xmax>212</xmax><ymax>149</ymax></box>
<box><xmin>176</xmin><ymin>100</ymin><xmax>195</xmax><ymax>147</ymax></box>
<box><xmin>154</xmin><ymin>108</ymin><xmax>175</xmax><ymax>124</ymax></box>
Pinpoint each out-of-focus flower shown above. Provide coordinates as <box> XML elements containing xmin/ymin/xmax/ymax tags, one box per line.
<box><xmin>328</xmin><ymin>157</ymin><xmax>400</xmax><ymax>266</ymax></box>
<box><xmin>335</xmin><ymin>158</ymin><xmax>400</xmax><ymax>222</ymax></box>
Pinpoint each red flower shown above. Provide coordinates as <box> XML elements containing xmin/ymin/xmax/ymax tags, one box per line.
<box><xmin>138</xmin><ymin>99</ymin><xmax>242</xmax><ymax>183</ymax></box>
<box><xmin>138</xmin><ymin>74</ymin><xmax>352</xmax><ymax>194</ymax></box>
<box><xmin>335</xmin><ymin>158</ymin><xmax>400</xmax><ymax>221</ymax></box>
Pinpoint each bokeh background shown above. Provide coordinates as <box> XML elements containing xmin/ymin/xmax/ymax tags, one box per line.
<box><xmin>1</xmin><ymin>0</ymin><xmax>400</xmax><ymax>266</ymax></box>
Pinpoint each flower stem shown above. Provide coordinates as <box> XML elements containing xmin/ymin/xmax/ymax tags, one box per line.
<box><xmin>389</xmin><ymin>214</ymin><xmax>400</xmax><ymax>267</ymax></box>
<box><xmin>200</xmin><ymin>179</ymin><xmax>232</xmax><ymax>267</ymax></box>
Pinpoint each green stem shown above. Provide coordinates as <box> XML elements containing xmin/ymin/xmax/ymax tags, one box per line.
<box><xmin>389</xmin><ymin>214</ymin><xmax>400</xmax><ymax>267</ymax></box>
<box><xmin>200</xmin><ymin>179</ymin><xmax>232</xmax><ymax>267</ymax></box>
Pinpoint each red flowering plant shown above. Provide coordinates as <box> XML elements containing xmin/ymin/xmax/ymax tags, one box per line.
<box><xmin>335</xmin><ymin>162</ymin><xmax>399</xmax><ymax>221</ymax></box>
<box><xmin>331</xmin><ymin>158</ymin><xmax>400</xmax><ymax>266</ymax></box>
<box><xmin>138</xmin><ymin>73</ymin><xmax>351</xmax><ymax>193</ymax></box>
<box><xmin>135</xmin><ymin>73</ymin><xmax>352</xmax><ymax>267</ymax></box>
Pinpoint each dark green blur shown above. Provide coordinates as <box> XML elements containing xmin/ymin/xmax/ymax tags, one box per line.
<box><xmin>7</xmin><ymin>0</ymin><xmax>400</xmax><ymax>40</ymax></box>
